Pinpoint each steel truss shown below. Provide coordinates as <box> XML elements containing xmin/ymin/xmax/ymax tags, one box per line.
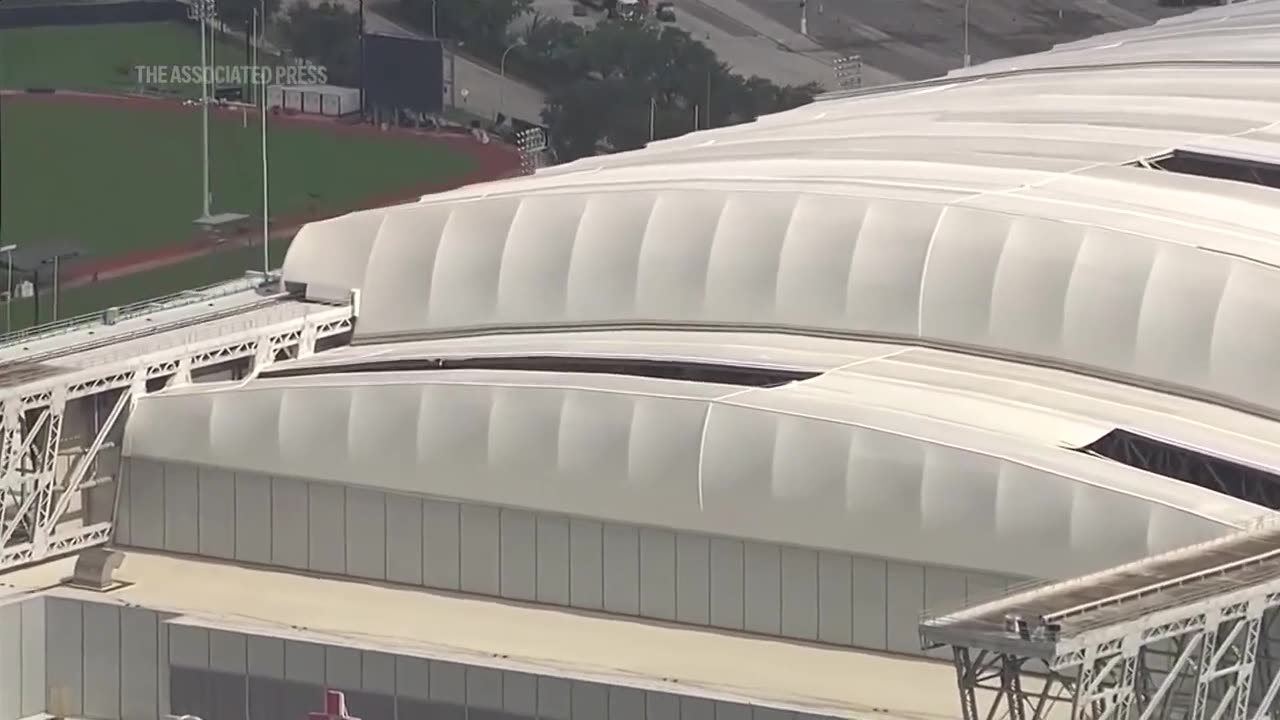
<box><xmin>0</xmin><ymin>306</ymin><xmax>353</xmax><ymax>572</ymax></box>
<box><xmin>940</xmin><ymin>592</ymin><xmax>1280</xmax><ymax>720</ymax></box>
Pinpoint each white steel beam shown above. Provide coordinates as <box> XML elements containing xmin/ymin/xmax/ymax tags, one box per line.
<box><xmin>0</xmin><ymin>304</ymin><xmax>354</xmax><ymax>572</ymax></box>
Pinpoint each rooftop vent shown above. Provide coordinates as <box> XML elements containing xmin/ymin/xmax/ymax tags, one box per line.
<box><xmin>66</xmin><ymin>547</ymin><xmax>127</xmax><ymax>592</ymax></box>
<box><xmin>1078</xmin><ymin>429</ymin><xmax>1280</xmax><ymax>509</ymax></box>
<box><xmin>1131</xmin><ymin>148</ymin><xmax>1280</xmax><ymax>191</ymax></box>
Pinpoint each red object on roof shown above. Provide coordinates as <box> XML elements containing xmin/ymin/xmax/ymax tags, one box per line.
<box><xmin>308</xmin><ymin>690</ymin><xmax>361</xmax><ymax>720</ymax></box>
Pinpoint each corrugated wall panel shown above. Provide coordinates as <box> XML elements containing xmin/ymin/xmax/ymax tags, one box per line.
<box><xmin>362</xmin><ymin>652</ymin><xmax>397</xmax><ymax>696</ymax></box>
<box><xmin>851</xmin><ymin>557</ymin><xmax>888</xmax><ymax>650</ymax></box>
<box><xmin>396</xmin><ymin>656</ymin><xmax>430</xmax><ymax>701</ymax></box>
<box><xmin>168</xmin><ymin>625</ymin><xmax>209</xmax><ymax>669</ymax></box>
<box><xmin>424</xmin><ymin>500</ymin><xmax>462</xmax><ymax>590</ymax></box>
<box><xmin>163</xmin><ymin>464</ymin><xmax>198</xmax><ymax>554</ymax></box>
<box><xmin>129</xmin><ymin>458</ymin><xmax>165</xmax><ymax>549</ymax></box>
<box><xmin>503</xmin><ymin>672</ymin><xmax>538</xmax><ymax>717</ymax></box>
<box><xmin>681</xmin><ymin>696</ymin><xmax>716</xmax><ymax>720</ymax></box>
<box><xmin>82</xmin><ymin>602</ymin><xmax>122</xmax><ymax>719</ymax></box>
<box><xmin>385</xmin><ymin>493</ymin><xmax>424</xmax><ymax>586</ymax></box>
<box><xmin>572</xmin><ymin>682</ymin><xmax>609</xmax><ymax>718</ymax></box>
<box><xmin>603</xmin><ymin>524</ymin><xmax>640</xmax><ymax>615</ymax></box>
<box><xmin>120</xmin><ymin>608</ymin><xmax>161</xmax><ymax>720</ymax></box>
<box><xmin>610</xmin><ymin>686</ymin><xmax>646</xmax><ymax>720</ymax></box>
<box><xmin>45</xmin><ymin>598</ymin><xmax>83</xmax><ymax>717</ymax></box>
<box><xmin>247</xmin><ymin>636</ymin><xmax>285</xmax><ymax>679</ymax></box>
<box><xmin>640</xmin><ymin>528</ymin><xmax>676</xmax><ymax>621</ymax></box>
<box><xmin>197</xmin><ymin>468</ymin><xmax>235</xmax><ymax>560</ymax></box>
<box><xmin>326</xmin><ymin>646</ymin><xmax>362</xmax><ymax>689</ymax></box>
<box><xmin>346</xmin><ymin>488</ymin><xmax>388</xmax><ymax>581</ymax></box>
<box><xmin>924</xmin><ymin>566</ymin><xmax>968</xmax><ymax>659</ymax></box>
<box><xmin>0</xmin><ymin>602</ymin><xmax>19</xmax><ymax>720</ymax></box>
<box><xmin>20</xmin><ymin>599</ymin><xmax>44</xmax><ymax>719</ymax></box>
<box><xmin>709</xmin><ymin>538</ymin><xmax>745</xmax><ymax>630</ymax></box>
<box><xmin>538</xmin><ymin>676</ymin><xmax>573</xmax><ymax>720</ymax></box>
<box><xmin>716</xmin><ymin>702</ymin><xmax>751</xmax><ymax>720</ymax></box>
<box><xmin>284</xmin><ymin>641</ymin><xmax>325</xmax><ymax>684</ymax></box>
<box><xmin>536</xmin><ymin>515</ymin><xmax>570</xmax><ymax>606</ymax></box>
<box><xmin>570</xmin><ymin>519</ymin><xmax>604</xmax><ymax>610</ymax></box>
<box><xmin>966</xmin><ymin>571</ymin><xmax>1012</xmax><ymax>605</ymax></box>
<box><xmin>754</xmin><ymin>708</ymin><xmax>794</xmax><ymax>720</ymax></box>
<box><xmin>646</xmin><ymin>692</ymin><xmax>680</xmax><ymax>720</ymax></box>
<box><xmin>235</xmin><ymin>473</ymin><xmax>273</xmax><ymax>564</ymax></box>
<box><xmin>430</xmin><ymin>661</ymin><xmax>466</xmax><ymax>705</ymax></box>
<box><xmin>817</xmin><ymin>551</ymin><xmax>852</xmax><ymax>645</ymax></box>
<box><xmin>886</xmin><ymin>562</ymin><xmax>925</xmax><ymax>653</ymax></box>
<box><xmin>460</xmin><ymin>504</ymin><xmax>501</xmax><ymax>595</ymax></box>
<box><xmin>500</xmin><ymin>509</ymin><xmax>538</xmax><ymax>601</ymax></box>
<box><xmin>271</xmin><ymin>476</ymin><xmax>310</xmax><ymax>570</ymax></box>
<box><xmin>466</xmin><ymin>667</ymin><xmax>504</xmax><ymax>710</ymax></box>
<box><xmin>116</xmin><ymin>460</ymin><xmax>133</xmax><ymax>546</ymax></box>
<box><xmin>744</xmin><ymin>542</ymin><xmax>781</xmax><ymax>636</ymax></box>
<box><xmin>676</xmin><ymin>534</ymin><xmax>710</xmax><ymax>625</ymax></box>
<box><xmin>781</xmin><ymin>547</ymin><xmax>819</xmax><ymax>641</ymax></box>
<box><xmin>210</xmin><ymin>630</ymin><xmax>247</xmax><ymax>675</ymax></box>
<box><xmin>308</xmin><ymin>483</ymin><xmax>348</xmax><ymax>574</ymax></box>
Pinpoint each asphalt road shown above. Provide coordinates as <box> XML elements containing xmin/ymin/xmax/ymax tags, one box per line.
<box><xmin>736</xmin><ymin>0</ymin><xmax>1192</xmax><ymax>80</ymax></box>
<box><xmin>360</xmin><ymin>3</ymin><xmax>550</xmax><ymax>124</ymax></box>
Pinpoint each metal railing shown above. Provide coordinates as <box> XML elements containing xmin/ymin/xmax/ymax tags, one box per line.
<box><xmin>0</xmin><ymin>275</ymin><xmax>265</xmax><ymax>351</ymax></box>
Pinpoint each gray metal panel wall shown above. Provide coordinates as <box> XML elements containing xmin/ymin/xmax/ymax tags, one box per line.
<box><xmin>119</xmin><ymin>459</ymin><xmax>1021</xmax><ymax>656</ymax></box>
<box><xmin>0</xmin><ymin>598</ymin><xmax>45</xmax><ymax>720</ymax></box>
<box><xmin>164</xmin><ymin>620</ymin><xmax>842</xmax><ymax>720</ymax></box>
<box><xmin>39</xmin><ymin>598</ymin><xmax>166</xmax><ymax>720</ymax></box>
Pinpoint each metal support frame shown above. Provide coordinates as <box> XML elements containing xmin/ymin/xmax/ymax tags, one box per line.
<box><xmin>935</xmin><ymin>590</ymin><xmax>1280</xmax><ymax>720</ymax></box>
<box><xmin>0</xmin><ymin>305</ymin><xmax>353</xmax><ymax>572</ymax></box>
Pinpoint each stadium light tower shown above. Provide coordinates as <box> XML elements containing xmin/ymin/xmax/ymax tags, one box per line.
<box><xmin>189</xmin><ymin>0</ymin><xmax>217</xmax><ymax>221</ymax></box>
<box><xmin>1</xmin><ymin>244</ymin><xmax>15</xmax><ymax>334</ymax></box>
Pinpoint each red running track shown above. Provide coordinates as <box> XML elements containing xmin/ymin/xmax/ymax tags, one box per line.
<box><xmin>4</xmin><ymin>91</ymin><xmax>522</xmax><ymax>282</ymax></box>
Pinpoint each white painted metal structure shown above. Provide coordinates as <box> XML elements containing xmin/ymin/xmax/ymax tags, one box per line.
<box><xmin>123</xmin><ymin>333</ymin><xmax>1274</xmax><ymax>581</ymax></box>
<box><xmin>0</xmin><ymin>280</ymin><xmax>353</xmax><ymax>572</ymax></box>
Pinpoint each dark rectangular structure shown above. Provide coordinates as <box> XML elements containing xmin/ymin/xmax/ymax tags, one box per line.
<box><xmin>362</xmin><ymin>33</ymin><xmax>444</xmax><ymax>115</ymax></box>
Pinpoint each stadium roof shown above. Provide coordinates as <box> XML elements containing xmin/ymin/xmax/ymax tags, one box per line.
<box><xmin>281</xmin><ymin>0</ymin><xmax>1280</xmax><ymax>422</ymax></box>
<box><xmin>124</xmin><ymin>333</ymin><xmax>1274</xmax><ymax>580</ymax></box>
<box><xmin>122</xmin><ymin>0</ymin><xmax>1280</xmax><ymax>583</ymax></box>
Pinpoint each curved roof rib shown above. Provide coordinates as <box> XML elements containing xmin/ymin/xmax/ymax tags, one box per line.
<box><xmin>281</xmin><ymin>0</ymin><xmax>1280</xmax><ymax>420</ymax></box>
<box><xmin>124</xmin><ymin>359</ymin><xmax>1264</xmax><ymax>580</ymax></box>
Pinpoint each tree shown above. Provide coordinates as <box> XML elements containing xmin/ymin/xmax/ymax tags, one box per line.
<box><xmin>282</xmin><ymin>2</ymin><xmax>361</xmax><ymax>85</ymax></box>
<box><xmin>398</xmin><ymin>0</ymin><xmax>532</xmax><ymax>53</ymax></box>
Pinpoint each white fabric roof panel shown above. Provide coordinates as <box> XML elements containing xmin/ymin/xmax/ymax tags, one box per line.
<box><xmin>282</xmin><ymin>1</ymin><xmax>1280</xmax><ymax>419</ymax></box>
<box><xmin>124</xmin><ymin>364</ymin><xmax>1266</xmax><ymax>580</ymax></box>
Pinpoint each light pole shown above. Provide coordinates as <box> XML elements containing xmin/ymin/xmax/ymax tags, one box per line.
<box><xmin>498</xmin><ymin>39</ymin><xmax>523</xmax><ymax>121</ymax></box>
<box><xmin>189</xmin><ymin>0</ymin><xmax>217</xmax><ymax>220</ymax></box>
<box><xmin>431</xmin><ymin>0</ymin><xmax>438</xmax><ymax>37</ymax></box>
<box><xmin>0</xmin><ymin>244</ymin><xmax>15</xmax><ymax>334</ymax></box>
<box><xmin>963</xmin><ymin>0</ymin><xmax>971</xmax><ymax>67</ymax></box>
<box><xmin>260</xmin><ymin>11</ymin><xmax>271</xmax><ymax>278</ymax></box>
<box><xmin>800</xmin><ymin>0</ymin><xmax>808</xmax><ymax>36</ymax></box>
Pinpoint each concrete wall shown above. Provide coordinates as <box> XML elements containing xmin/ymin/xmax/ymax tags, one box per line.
<box><xmin>0</xmin><ymin>597</ymin><xmax>45</xmax><ymax>720</ymax></box>
<box><xmin>117</xmin><ymin>459</ymin><xmax>1023</xmax><ymax>658</ymax></box>
<box><xmin>19</xmin><ymin>595</ymin><xmax>843</xmax><ymax>720</ymax></box>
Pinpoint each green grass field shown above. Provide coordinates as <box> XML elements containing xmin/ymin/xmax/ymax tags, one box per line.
<box><xmin>0</xmin><ymin>21</ymin><xmax>483</xmax><ymax>331</ymax></box>
<box><xmin>0</xmin><ymin>22</ymin><xmax>274</xmax><ymax>95</ymax></box>
<box><xmin>0</xmin><ymin>99</ymin><xmax>475</xmax><ymax>255</ymax></box>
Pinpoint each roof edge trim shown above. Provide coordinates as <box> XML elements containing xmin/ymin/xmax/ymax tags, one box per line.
<box><xmin>354</xmin><ymin>321</ymin><xmax>1280</xmax><ymax>426</ymax></box>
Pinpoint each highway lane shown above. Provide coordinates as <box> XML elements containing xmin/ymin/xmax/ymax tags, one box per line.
<box><xmin>732</xmin><ymin>0</ymin><xmax>1191</xmax><ymax>80</ymax></box>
